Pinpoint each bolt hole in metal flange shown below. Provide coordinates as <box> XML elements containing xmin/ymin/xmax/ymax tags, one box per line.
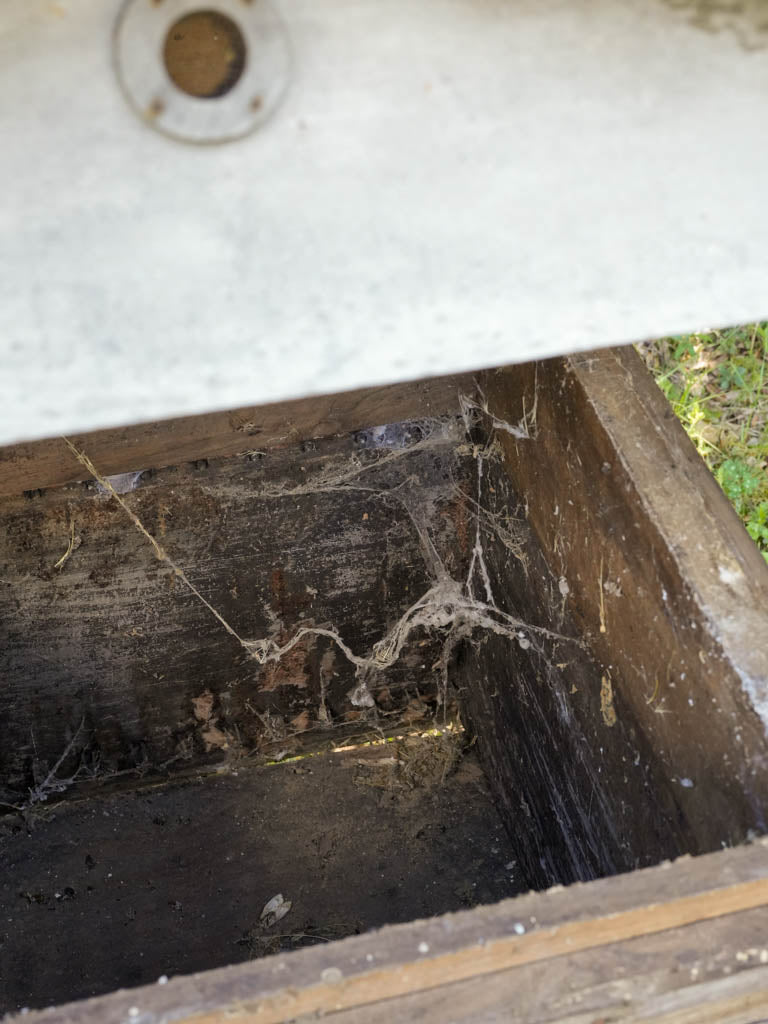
<box><xmin>164</xmin><ymin>11</ymin><xmax>247</xmax><ymax>99</ymax></box>
<box><xmin>114</xmin><ymin>0</ymin><xmax>291</xmax><ymax>143</ymax></box>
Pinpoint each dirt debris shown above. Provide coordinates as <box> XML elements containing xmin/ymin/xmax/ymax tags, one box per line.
<box><xmin>354</xmin><ymin>728</ymin><xmax>465</xmax><ymax>792</ymax></box>
<box><xmin>0</xmin><ymin>740</ymin><xmax>519</xmax><ymax>1014</ymax></box>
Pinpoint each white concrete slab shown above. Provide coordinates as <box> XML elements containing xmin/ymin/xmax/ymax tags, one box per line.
<box><xmin>1</xmin><ymin>0</ymin><xmax>767</xmax><ymax>443</ymax></box>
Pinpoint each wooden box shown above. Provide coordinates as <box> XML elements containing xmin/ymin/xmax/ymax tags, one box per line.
<box><xmin>2</xmin><ymin>348</ymin><xmax>768</xmax><ymax>1023</ymax></box>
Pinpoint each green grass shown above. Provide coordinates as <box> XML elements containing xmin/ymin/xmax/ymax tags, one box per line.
<box><xmin>639</xmin><ymin>324</ymin><xmax>768</xmax><ymax>566</ymax></box>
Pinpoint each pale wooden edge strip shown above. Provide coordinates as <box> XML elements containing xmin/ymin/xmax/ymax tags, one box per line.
<box><xmin>181</xmin><ymin>876</ymin><xmax>768</xmax><ymax>1024</ymax></box>
<box><xmin>547</xmin><ymin>970</ymin><xmax>768</xmax><ymax>1024</ymax></box>
<box><xmin>318</xmin><ymin>908</ymin><xmax>768</xmax><ymax>1024</ymax></box>
<box><xmin>632</xmin><ymin>966</ymin><xmax>768</xmax><ymax>1024</ymax></box>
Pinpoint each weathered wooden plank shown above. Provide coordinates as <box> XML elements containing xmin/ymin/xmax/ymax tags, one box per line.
<box><xmin>325</xmin><ymin>910</ymin><xmax>768</xmax><ymax>1023</ymax></box>
<box><xmin>0</xmin><ymin>372</ymin><xmax>474</xmax><ymax>498</ymax></box>
<box><xmin>455</xmin><ymin>474</ymin><xmax>687</xmax><ymax>887</ymax></box>
<box><xmin>457</xmin><ymin>347</ymin><xmax>768</xmax><ymax>888</ymax></box>
<box><xmin>13</xmin><ymin>840</ymin><xmax>768</xmax><ymax>1024</ymax></box>
<box><xmin>0</xmin><ymin>427</ymin><xmax>469</xmax><ymax>802</ymax></box>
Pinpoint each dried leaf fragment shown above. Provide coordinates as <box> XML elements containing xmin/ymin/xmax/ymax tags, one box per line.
<box><xmin>260</xmin><ymin>893</ymin><xmax>292</xmax><ymax>929</ymax></box>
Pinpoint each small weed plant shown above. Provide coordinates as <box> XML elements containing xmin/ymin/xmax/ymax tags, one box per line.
<box><xmin>641</xmin><ymin>324</ymin><xmax>768</xmax><ymax>565</ymax></box>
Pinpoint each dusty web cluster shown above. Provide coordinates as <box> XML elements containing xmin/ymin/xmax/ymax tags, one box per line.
<box><xmin>0</xmin><ymin>388</ymin><xmax>580</xmax><ymax>813</ymax></box>
<box><xmin>67</xmin><ymin>384</ymin><xmax>574</xmax><ymax>723</ymax></box>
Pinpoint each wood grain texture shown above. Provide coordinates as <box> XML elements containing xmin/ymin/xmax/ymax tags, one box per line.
<box><xmin>0</xmin><ymin>373</ymin><xmax>475</xmax><ymax>498</ymax></box>
<box><xmin>14</xmin><ymin>840</ymin><xmax>768</xmax><ymax>1024</ymax></box>
<box><xmin>325</xmin><ymin>909</ymin><xmax>768</xmax><ymax>1023</ymax></box>
<box><xmin>459</xmin><ymin>347</ymin><xmax>768</xmax><ymax>888</ymax></box>
<box><xmin>0</xmin><ymin>428</ymin><xmax>469</xmax><ymax>799</ymax></box>
<box><xmin>455</xmin><ymin>454</ymin><xmax>689</xmax><ymax>887</ymax></box>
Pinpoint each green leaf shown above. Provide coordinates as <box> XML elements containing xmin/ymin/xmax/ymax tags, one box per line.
<box><xmin>717</xmin><ymin>459</ymin><xmax>761</xmax><ymax>509</ymax></box>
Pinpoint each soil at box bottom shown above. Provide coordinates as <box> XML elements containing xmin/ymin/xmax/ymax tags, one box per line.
<box><xmin>0</xmin><ymin>740</ymin><xmax>522</xmax><ymax>1014</ymax></box>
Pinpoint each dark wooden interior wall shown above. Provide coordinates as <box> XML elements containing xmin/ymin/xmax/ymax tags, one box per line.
<box><xmin>458</xmin><ymin>348</ymin><xmax>768</xmax><ymax>889</ymax></box>
<box><xmin>456</xmin><ymin>478</ymin><xmax>686</xmax><ymax>888</ymax></box>
<box><xmin>0</xmin><ymin>429</ymin><xmax>469</xmax><ymax>803</ymax></box>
